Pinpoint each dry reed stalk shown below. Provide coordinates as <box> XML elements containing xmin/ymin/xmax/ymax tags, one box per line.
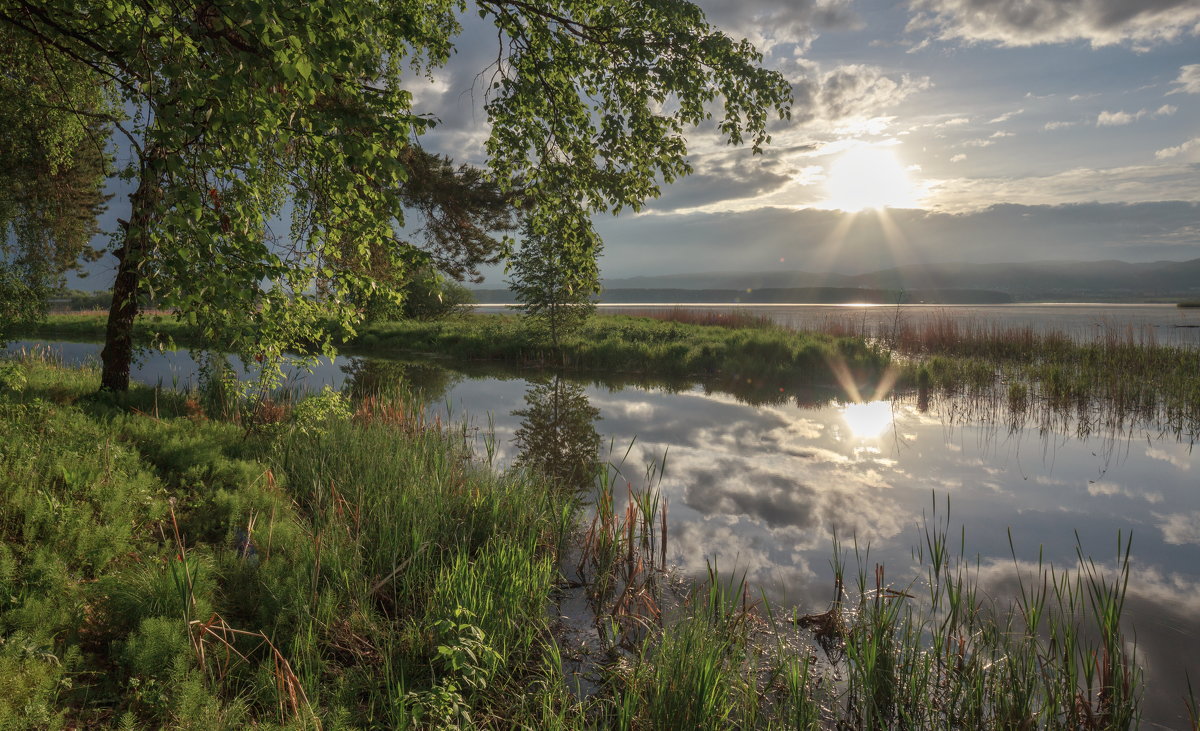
<box><xmin>189</xmin><ymin>613</ymin><xmax>321</xmax><ymax>727</ymax></box>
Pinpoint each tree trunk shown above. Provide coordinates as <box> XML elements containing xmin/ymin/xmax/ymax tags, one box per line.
<box><xmin>100</xmin><ymin>161</ymin><xmax>159</xmax><ymax>391</ymax></box>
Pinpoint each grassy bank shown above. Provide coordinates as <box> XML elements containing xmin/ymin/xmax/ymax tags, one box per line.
<box><xmin>352</xmin><ymin>314</ymin><xmax>889</xmax><ymax>387</ymax></box>
<box><xmin>0</xmin><ymin>352</ymin><xmax>1158</xmax><ymax>727</ymax></box>
<box><xmin>13</xmin><ymin>312</ymin><xmax>892</xmax><ymax>389</ymax></box>
<box><xmin>0</xmin><ymin>353</ymin><xmax>579</xmax><ymax>727</ymax></box>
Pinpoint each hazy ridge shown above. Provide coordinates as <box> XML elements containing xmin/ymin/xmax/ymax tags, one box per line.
<box><xmin>588</xmin><ymin>258</ymin><xmax>1200</xmax><ymax>303</ymax></box>
<box><xmin>472</xmin><ymin>286</ymin><xmax>1013</xmax><ymax>305</ymax></box>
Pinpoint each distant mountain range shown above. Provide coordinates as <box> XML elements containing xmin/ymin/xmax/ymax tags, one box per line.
<box><xmin>472</xmin><ymin>286</ymin><xmax>1013</xmax><ymax>305</ymax></box>
<box><xmin>597</xmin><ymin>258</ymin><xmax>1200</xmax><ymax>301</ymax></box>
<box><xmin>489</xmin><ymin>258</ymin><xmax>1194</xmax><ymax>304</ymax></box>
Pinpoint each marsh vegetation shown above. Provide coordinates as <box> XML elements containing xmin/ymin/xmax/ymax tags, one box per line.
<box><xmin>1</xmin><ymin>340</ymin><xmax>1183</xmax><ymax>728</ymax></box>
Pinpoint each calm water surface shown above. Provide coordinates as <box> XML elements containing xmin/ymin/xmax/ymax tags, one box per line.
<box><xmin>8</xmin><ymin>325</ymin><xmax>1199</xmax><ymax>726</ymax></box>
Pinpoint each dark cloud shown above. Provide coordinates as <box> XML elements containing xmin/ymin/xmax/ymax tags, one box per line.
<box><xmin>907</xmin><ymin>0</ymin><xmax>1200</xmax><ymax>48</ymax></box>
<box><xmin>643</xmin><ymin>151</ymin><xmax>798</xmax><ymax>212</ymax></box>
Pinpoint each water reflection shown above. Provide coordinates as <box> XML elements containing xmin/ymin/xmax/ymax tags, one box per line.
<box><xmin>841</xmin><ymin>400</ymin><xmax>893</xmax><ymax>440</ymax></box>
<box><xmin>340</xmin><ymin>357</ymin><xmax>461</xmax><ymax>402</ymax></box>
<box><xmin>512</xmin><ymin>376</ymin><xmax>602</xmax><ymax>492</ymax></box>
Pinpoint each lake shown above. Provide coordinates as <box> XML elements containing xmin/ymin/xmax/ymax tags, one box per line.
<box><xmin>7</xmin><ymin>306</ymin><xmax>1199</xmax><ymax>726</ymax></box>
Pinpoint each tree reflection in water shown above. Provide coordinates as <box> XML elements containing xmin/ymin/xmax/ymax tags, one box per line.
<box><xmin>513</xmin><ymin>376</ymin><xmax>601</xmax><ymax>491</ymax></box>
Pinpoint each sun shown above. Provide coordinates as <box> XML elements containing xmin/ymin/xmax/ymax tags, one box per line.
<box><xmin>823</xmin><ymin>146</ymin><xmax>917</xmax><ymax>212</ymax></box>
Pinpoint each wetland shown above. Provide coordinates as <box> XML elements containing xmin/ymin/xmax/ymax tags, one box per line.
<box><xmin>6</xmin><ymin>303</ymin><xmax>1199</xmax><ymax>727</ymax></box>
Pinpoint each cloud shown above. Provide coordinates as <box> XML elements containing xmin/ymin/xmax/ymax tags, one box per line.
<box><xmin>1044</xmin><ymin>120</ymin><xmax>1077</xmax><ymax>130</ymax></box>
<box><xmin>1087</xmin><ymin>480</ymin><xmax>1162</xmax><ymax>503</ymax></box>
<box><xmin>931</xmin><ymin>163</ymin><xmax>1200</xmax><ymax>209</ymax></box>
<box><xmin>695</xmin><ymin>0</ymin><xmax>859</xmax><ymax>51</ymax></box>
<box><xmin>1168</xmin><ymin>64</ymin><xmax>1200</xmax><ymax>95</ymax></box>
<box><xmin>789</xmin><ymin>64</ymin><xmax>933</xmax><ymax>126</ymax></box>
<box><xmin>593</xmin><ymin>201</ymin><xmax>1200</xmax><ymax>278</ymax></box>
<box><xmin>1155</xmin><ymin>138</ymin><xmax>1200</xmax><ymax>162</ymax></box>
<box><xmin>644</xmin><ymin>150</ymin><xmax>798</xmax><ymax>212</ymax></box>
<box><xmin>667</xmin><ymin>520</ymin><xmax>822</xmax><ymax>600</ymax></box>
<box><xmin>1097</xmin><ymin>110</ymin><xmax>1135</xmax><ymax>127</ymax></box>
<box><xmin>950</xmin><ymin>153</ymin><xmax>967</xmax><ymax>162</ymax></box>
<box><xmin>1145</xmin><ymin>445</ymin><xmax>1193</xmax><ymax>471</ymax></box>
<box><xmin>1096</xmin><ymin>105</ymin><xmax>1176</xmax><ymax>126</ymax></box>
<box><xmin>906</xmin><ymin>0</ymin><xmax>1200</xmax><ymax>49</ymax></box>
<box><xmin>655</xmin><ymin>63</ymin><xmax>931</xmax><ymax>212</ymax></box>
<box><xmin>988</xmin><ymin>108</ymin><xmax>1024</xmax><ymax>124</ymax></box>
<box><xmin>1156</xmin><ymin>511</ymin><xmax>1200</xmax><ymax>545</ymax></box>
<box><xmin>678</xmin><ymin>457</ymin><xmax>908</xmax><ymax>541</ymax></box>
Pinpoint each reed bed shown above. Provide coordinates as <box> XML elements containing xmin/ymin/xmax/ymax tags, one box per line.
<box><xmin>594</xmin><ymin>505</ymin><xmax>1144</xmax><ymax>729</ymax></box>
<box><xmin>883</xmin><ymin>315</ymin><xmax>1200</xmax><ymax>438</ymax></box>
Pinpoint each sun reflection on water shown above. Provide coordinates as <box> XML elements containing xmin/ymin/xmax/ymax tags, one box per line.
<box><xmin>842</xmin><ymin>400</ymin><xmax>894</xmax><ymax>440</ymax></box>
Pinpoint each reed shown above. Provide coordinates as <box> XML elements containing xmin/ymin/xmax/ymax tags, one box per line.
<box><xmin>597</xmin><ymin>496</ymin><xmax>1145</xmax><ymax>729</ymax></box>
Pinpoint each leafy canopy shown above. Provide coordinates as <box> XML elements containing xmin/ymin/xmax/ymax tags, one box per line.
<box><xmin>0</xmin><ymin>25</ymin><xmax>110</xmax><ymax>343</ymax></box>
<box><xmin>0</xmin><ymin>0</ymin><xmax>790</xmax><ymax>369</ymax></box>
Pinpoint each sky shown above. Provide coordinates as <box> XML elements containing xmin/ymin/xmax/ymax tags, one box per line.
<box><xmin>78</xmin><ymin>0</ymin><xmax>1200</xmax><ymax>287</ymax></box>
<box><xmin>405</xmin><ymin>0</ymin><xmax>1200</xmax><ymax>281</ymax></box>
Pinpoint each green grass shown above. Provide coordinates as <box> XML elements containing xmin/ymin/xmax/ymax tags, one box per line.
<box><xmin>0</xmin><ymin>351</ymin><xmax>579</xmax><ymax>727</ymax></box>
<box><xmin>351</xmin><ymin>314</ymin><xmax>892</xmax><ymax>392</ymax></box>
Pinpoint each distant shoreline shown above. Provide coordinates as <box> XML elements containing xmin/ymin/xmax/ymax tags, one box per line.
<box><xmin>473</xmin><ymin>301</ymin><xmax>1194</xmax><ymax>308</ymax></box>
